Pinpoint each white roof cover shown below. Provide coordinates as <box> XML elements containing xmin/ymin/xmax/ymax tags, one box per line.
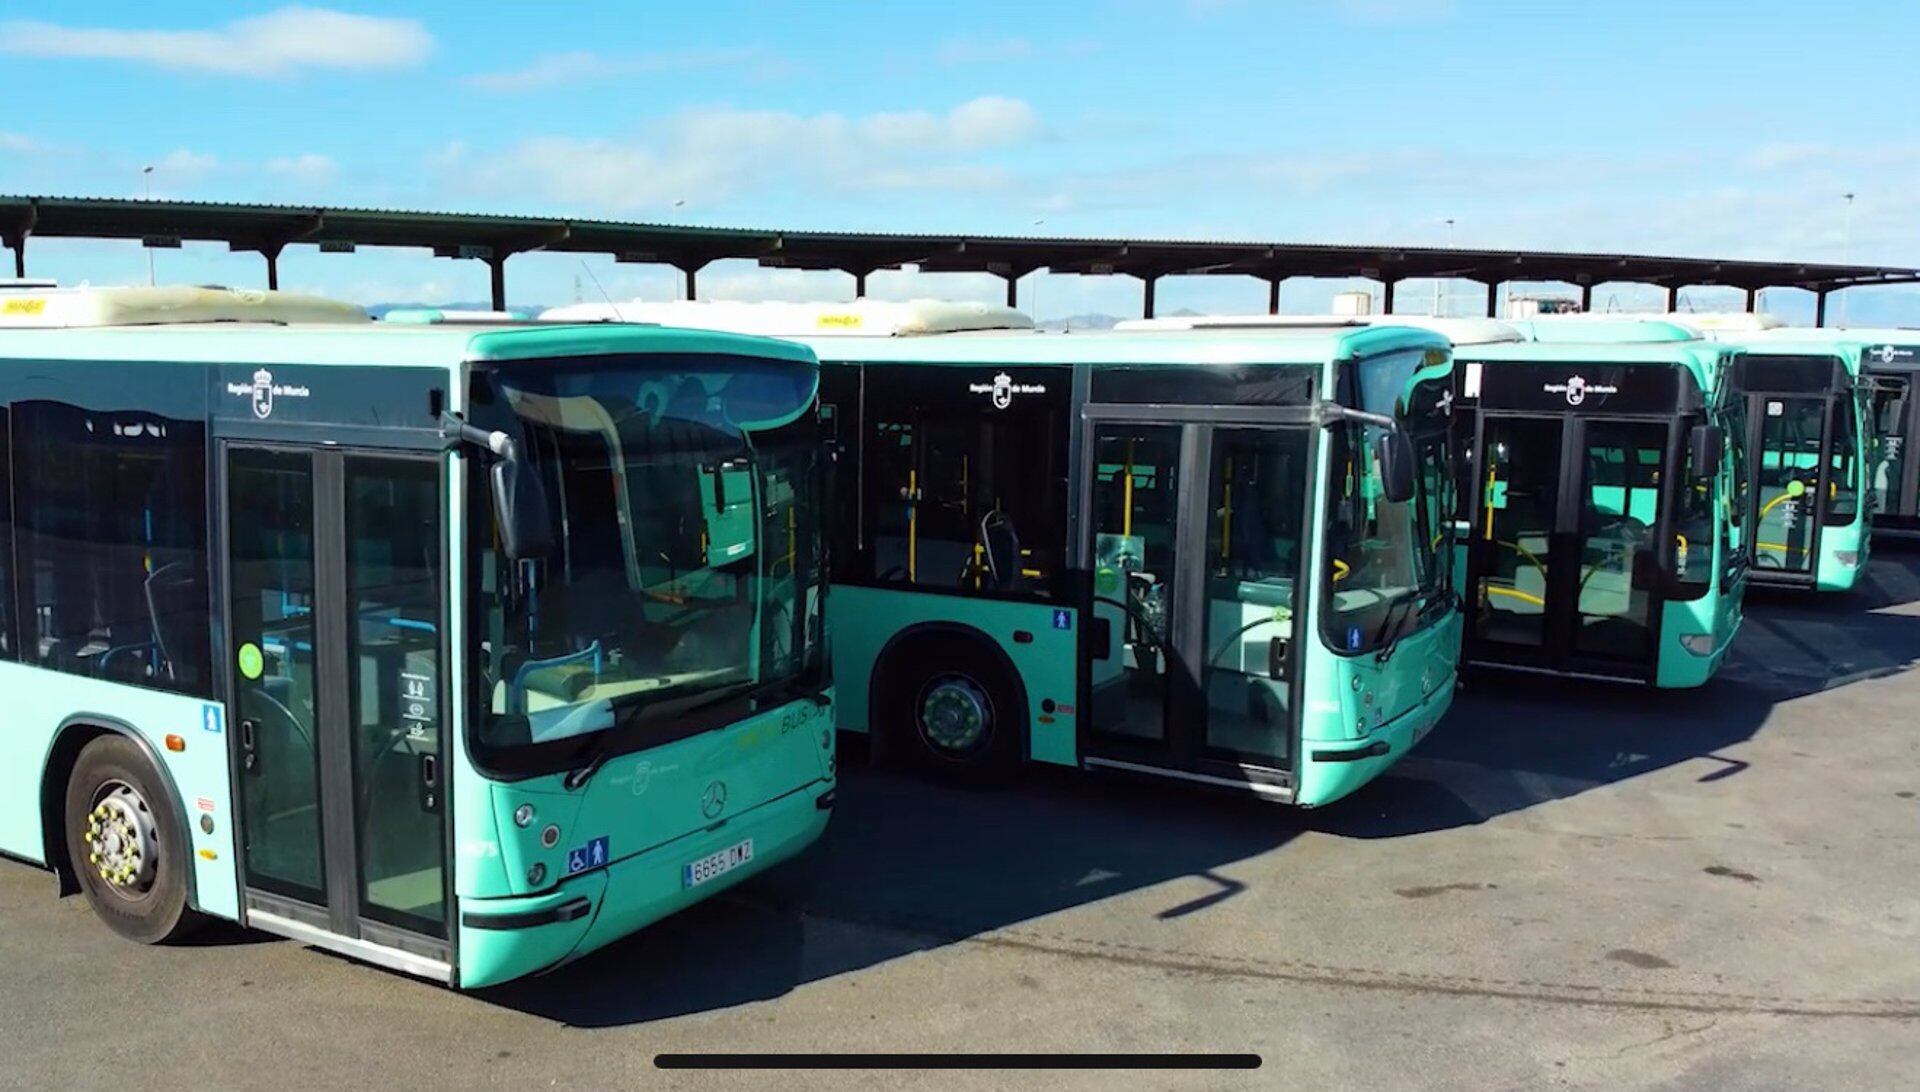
<box><xmin>1116</xmin><ymin>313</ymin><xmax>1524</xmax><ymax>345</ymax></box>
<box><xmin>1631</xmin><ymin>311</ymin><xmax>1786</xmax><ymax>333</ymax></box>
<box><xmin>0</xmin><ymin>285</ymin><xmax>368</xmax><ymax>328</ymax></box>
<box><xmin>537</xmin><ymin>297</ymin><xmax>1032</xmax><ymax>337</ymax></box>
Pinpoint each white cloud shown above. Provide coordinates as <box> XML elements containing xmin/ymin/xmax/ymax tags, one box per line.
<box><xmin>461</xmin><ymin>45</ymin><xmax>791</xmax><ymax>93</ymax></box>
<box><xmin>0</xmin><ymin>7</ymin><xmax>434</xmax><ymax>77</ymax></box>
<box><xmin>265</xmin><ymin>153</ymin><xmax>339</xmax><ymax>186</ymax></box>
<box><xmin>153</xmin><ymin>148</ymin><xmax>218</xmax><ymax>181</ymax></box>
<box><xmin>452</xmin><ymin>96</ymin><xmax>1044</xmax><ymax>212</ymax></box>
<box><xmin>0</xmin><ymin>133</ymin><xmax>41</xmax><ymax>154</ymax></box>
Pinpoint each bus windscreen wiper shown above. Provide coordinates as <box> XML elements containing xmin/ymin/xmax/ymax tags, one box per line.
<box><xmin>562</xmin><ymin>680</ymin><xmax>754</xmax><ymax>791</ymax></box>
<box><xmin>1371</xmin><ymin>591</ymin><xmax>1423</xmax><ymax>663</ymax></box>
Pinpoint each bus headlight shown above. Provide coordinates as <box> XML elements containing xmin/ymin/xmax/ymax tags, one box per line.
<box><xmin>513</xmin><ymin>804</ymin><xmax>536</xmax><ymax>829</ymax></box>
<box><xmin>1679</xmin><ymin>633</ymin><xmax>1716</xmax><ymax>656</ymax></box>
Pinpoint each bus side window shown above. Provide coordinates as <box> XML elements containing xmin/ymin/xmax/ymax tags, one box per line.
<box><xmin>12</xmin><ymin>400</ymin><xmax>213</xmax><ymax>696</ymax></box>
<box><xmin>860</xmin><ymin>366</ymin><xmax>1068</xmax><ymax>599</ymax></box>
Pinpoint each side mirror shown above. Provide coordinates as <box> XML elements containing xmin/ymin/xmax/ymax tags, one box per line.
<box><xmin>492</xmin><ymin>444</ymin><xmax>553</xmax><ymax>561</ymax></box>
<box><xmin>1375</xmin><ymin>429</ymin><xmax>1417</xmax><ymax>504</ymax></box>
<box><xmin>1688</xmin><ymin>423</ymin><xmax>1724</xmax><ymax>480</ymax></box>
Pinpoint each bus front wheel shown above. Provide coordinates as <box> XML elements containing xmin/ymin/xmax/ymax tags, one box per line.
<box><xmin>63</xmin><ymin>735</ymin><xmax>205</xmax><ymax>945</ymax></box>
<box><xmin>882</xmin><ymin>636</ymin><xmax>1023</xmax><ymax>780</ymax></box>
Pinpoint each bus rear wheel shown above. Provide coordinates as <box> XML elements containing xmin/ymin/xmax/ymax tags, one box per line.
<box><xmin>63</xmin><ymin>735</ymin><xmax>204</xmax><ymax>945</ymax></box>
<box><xmin>882</xmin><ymin>636</ymin><xmax>1023</xmax><ymax>780</ymax></box>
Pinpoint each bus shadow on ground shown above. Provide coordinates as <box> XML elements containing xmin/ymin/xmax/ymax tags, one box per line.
<box><xmin>478</xmin><ymin>753</ymin><xmax>1311</xmax><ymax>1028</ymax></box>
<box><xmin>1319</xmin><ymin>552</ymin><xmax>1920</xmax><ymax>839</ymax></box>
<box><xmin>481</xmin><ymin>553</ymin><xmax>1920</xmax><ymax>1027</ymax></box>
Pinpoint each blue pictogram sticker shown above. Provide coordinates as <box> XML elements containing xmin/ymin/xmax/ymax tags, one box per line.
<box><xmin>1051</xmin><ymin>608</ymin><xmax>1073</xmax><ymax>631</ymax></box>
<box><xmin>1347</xmin><ymin>626</ymin><xmax>1362</xmax><ymax>651</ymax></box>
<box><xmin>565</xmin><ymin>836</ymin><xmax>610</xmax><ymax>876</ymax></box>
<box><xmin>202</xmin><ymin>705</ymin><xmax>225</xmax><ymax>734</ymax></box>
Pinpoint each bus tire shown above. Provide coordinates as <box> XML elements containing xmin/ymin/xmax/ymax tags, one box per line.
<box><xmin>881</xmin><ymin>634</ymin><xmax>1023</xmax><ymax>780</ymax></box>
<box><xmin>62</xmin><ymin>735</ymin><xmax>205</xmax><ymax>945</ymax></box>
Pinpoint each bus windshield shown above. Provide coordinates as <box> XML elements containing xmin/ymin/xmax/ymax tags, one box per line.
<box><xmin>1322</xmin><ymin>356</ymin><xmax>1452</xmax><ymax>653</ymax></box>
<box><xmin>468</xmin><ymin>355</ymin><xmax>825</xmax><ymax>771</ymax></box>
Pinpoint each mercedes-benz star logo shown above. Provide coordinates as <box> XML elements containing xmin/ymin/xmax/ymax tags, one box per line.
<box><xmin>701</xmin><ymin>780</ymin><xmax>728</xmax><ymax>819</ymax></box>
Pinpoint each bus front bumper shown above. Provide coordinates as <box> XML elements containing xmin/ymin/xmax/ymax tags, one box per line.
<box><xmin>1295</xmin><ymin>675</ymin><xmax>1457</xmax><ymax>808</ymax></box>
<box><xmin>455</xmin><ymin>780</ymin><xmax>834</xmax><ymax>989</ymax></box>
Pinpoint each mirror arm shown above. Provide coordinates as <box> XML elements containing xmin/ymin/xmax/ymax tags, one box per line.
<box><xmin>440</xmin><ymin>412</ymin><xmax>515</xmax><ymax>458</ymax></box>
<box><xmin>1316</xmin><ymin>402</ymin><xmax>1398</xmax><ymax>432</ymax></box>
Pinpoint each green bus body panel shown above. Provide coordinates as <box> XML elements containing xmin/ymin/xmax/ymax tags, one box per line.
<box><xmin>1296</xmin><ymin>613</ymin><xmax>1461</xmax><ymax>806</ymax></box>
<box><xmin>459</xmin><ymin>781</ymin><xmax>830</xmax><ymax>988</ymax></box>
<box><xmin>0</xmin><ymin>663</ymin><xmax>241</xmax><ymax>922</ymax></box>
<box><xmin>827</xmin><ymin>584</ymin><xmax>1080</xmax><ymax>767</ymax></box>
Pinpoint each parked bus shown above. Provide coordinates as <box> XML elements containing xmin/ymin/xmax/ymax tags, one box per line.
<box><xmin>1449</xmin><ymin>332</ymin><xmax>1744</xmax><ymax>686</ymax></box>
<box><xmin>1682</xmin><ymin>327</ymin><xmax>1875</xmax><ymax>590</ymax></box>
<box><xmin>544</xmin><ymin>299</ymin><xmax>1461</xmax><ymax>808</ymax></box>
<box><xmin>1121</xmin><ymin>313</ymin><xmax>1745</xmax><ymax>687</ymax></box>
<box><xmin>0</xmin><ymin>286</ymin><xmax>835</xmax><ymax>988</ymax></box>
<box><xmin>1747</xmin><ymin>328</ymin><xmax>1917</xmax><ymax>538</ymax></box>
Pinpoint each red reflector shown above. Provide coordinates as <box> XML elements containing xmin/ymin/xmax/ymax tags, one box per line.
<box><xmin>164</xmin><ymin>735</ymin><xmax>186</xmax><ymax>753</ymax></box>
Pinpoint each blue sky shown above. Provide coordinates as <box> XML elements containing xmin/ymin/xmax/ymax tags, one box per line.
<box><xmin>2</xmin><ymin>0</ymin><xmax>1917</xmax><ymax>322</ymax></box>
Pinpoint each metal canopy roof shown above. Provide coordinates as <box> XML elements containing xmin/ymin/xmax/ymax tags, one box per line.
<box><xmin>2</xmin><ymin>194</ymin><xmax>1914</xmax><ymax>299</ymax></box>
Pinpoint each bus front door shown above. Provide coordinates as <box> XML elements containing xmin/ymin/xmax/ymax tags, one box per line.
<box><xmin>1467</xmin><ymin>414</ymin><xmax>1671</xmax><ymax>680</ymax></box>
<box><xmin>223</xmin><ymin>444</ymin><xmax>452</xmax><ymax>978</ymax></box>
<box><xmin>1080</xmin><ymin>417</ymin><xmax>1302</xmax><ymax>801</ymax></box>
<box><xmin>1747</xmin><ymin>394</ymin><xmax>1829</xmax><ymax>580</ymax></box>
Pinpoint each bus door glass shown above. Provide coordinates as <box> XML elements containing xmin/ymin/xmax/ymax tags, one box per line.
<box><xmin>1087</xmin><ymin>425</ymin><xmax>1183</xmax><ymax>748</ymax></box>
<box><xmin>1869</xmin><ymin>375</ymin><xmax>1910</xmax><ymax>517</ymax></box>
<box><xmin>1084</xmin><ymin>417</ymin><xmax>1306</xmax><ymax>779</ymax></box>
<box><xmin>1470</xmin><ymin>415</ymin><xmax>1668</xmax><ymax>675</ymax></box>
<box><xmin>1749</xmin><ymin>394</ymin><xmax>1827</xmax><ymax>577</ymax></box>
<box><xmin>226</xmin><ymin>445</ymin><xmax>450</xmax><ymax>950</ymax></box>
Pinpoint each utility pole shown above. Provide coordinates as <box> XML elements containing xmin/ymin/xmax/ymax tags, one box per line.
<box><xmin>1839</xmin><ymin>192</ymin><xmax>1856</xmax><ymax>327</ymax></box>
<box><xmin>142</xmin><ymin>166</ymin><xmax>155</xmax><ymax>286</ymax></box>
<box><xmin>1435</xmin><ymin>218</ymin><xmax>1454</xmax><ymax>316</ymax></box>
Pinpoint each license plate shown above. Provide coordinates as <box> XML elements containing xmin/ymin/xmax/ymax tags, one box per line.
<box><xmin>682</xmin><ymin>838</ymin><xmax>754</xmax><ymax>888</ymax></box>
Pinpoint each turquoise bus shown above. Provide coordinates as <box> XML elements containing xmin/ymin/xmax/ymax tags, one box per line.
<box><xmin>544</xmin><ymin>300</ymin><xmax>1462</xmax><ymax>807</ymax></box>
<box><xmin>1713</xmin><ymin>335</ymin><xmax>1874</xmax><ymax>590</ymax></box>
<box><xmin>0</xmin><ymin>287</ymin><xmax>835</xmax><ymax>987</ymax></box>
<box><xmin>1750</xmin><ymin>328</ymin><xmax>1917</xmax><ymax>538</ymax></box>
<box><xmin>1117</xmin><ymin>313</ymin><xmax>1746</xmax><ymax>688</ymax></box>
<box><xmin>1450</xmin><ymin>332</ymin><xmax>1744</xmax><ymax>686</ymax></box>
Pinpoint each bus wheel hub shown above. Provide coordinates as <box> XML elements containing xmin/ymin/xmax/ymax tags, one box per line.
<box><xmin>86</xmin><ymin>782</ymin><xmax>158</xmax><ymax>893</ymax></box>
<box><xmin>921</xmin><ymin>678</ymin><xmax>990</xmax><ymax>752</ymax></box>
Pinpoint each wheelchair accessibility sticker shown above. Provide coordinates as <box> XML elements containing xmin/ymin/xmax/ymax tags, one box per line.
<box><xmin>566</xmin><ymin>836</ymin><xmax>610</xmax><ymax>876</ymax></box>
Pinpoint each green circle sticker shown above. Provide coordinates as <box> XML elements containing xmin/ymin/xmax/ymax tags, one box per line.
<box><xmin>238</xmin><ymin>643</ymin><xmax>265</xmax><ymax>680</ymax></box>
<box><xmin>1786</xmin><ymin>479</ymin><xmax>1808</xmax><ymax>498</ymax></box>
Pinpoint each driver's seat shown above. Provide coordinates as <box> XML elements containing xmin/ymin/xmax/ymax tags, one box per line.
<box><xmin>980</xmin><ymin>510</ymin><xmax>1024</xmax><ymax>592</ymax></box>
